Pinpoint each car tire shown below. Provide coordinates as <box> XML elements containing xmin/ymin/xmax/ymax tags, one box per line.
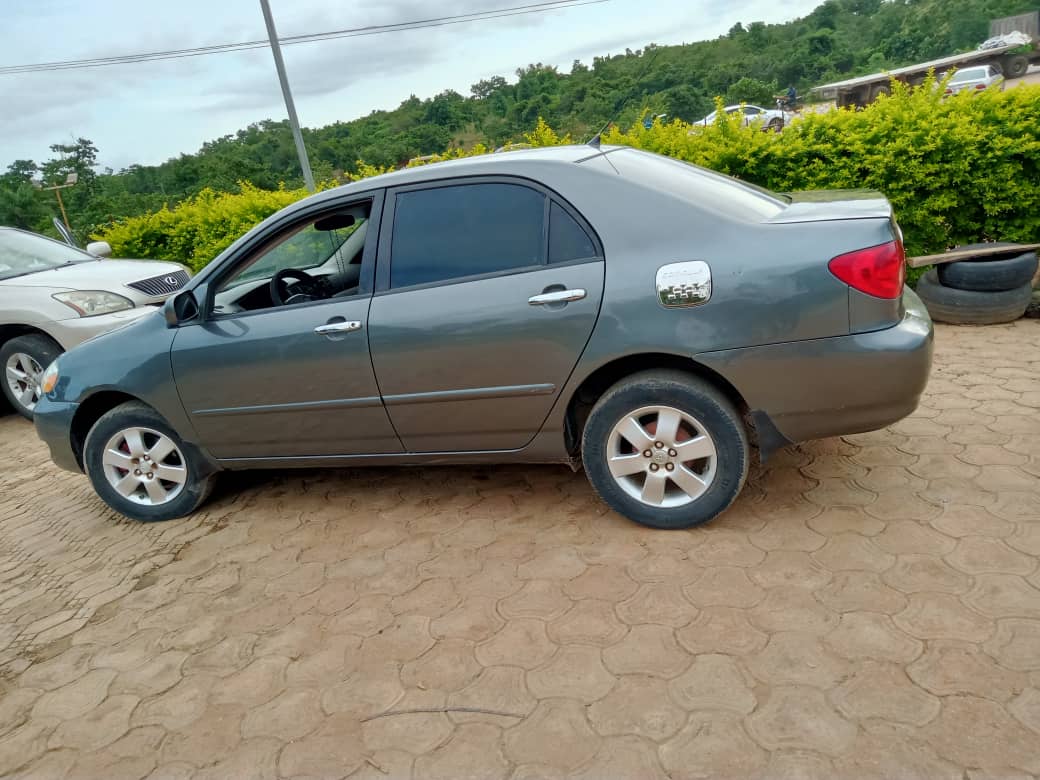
<box><xmin>916</xmin><ymin>269</ymin><xmax>1033</xmax><ymax>325</ymax></box>
<box><xmin>767</xmin><ymin>118</ymin><xmax>783</xmax><ymax>133</ymax></box>
<box><xmin>1002</xmin><ymin>54</ymin><xmax>1029</xmax><ymax>79</ymax></box>
<box><xmin>1</xmin><ymin>334</ymin><xmax>62</xmax><ymax>419</ymax></box>
<box><xmin>936</xmin><ymin>247</ymin><xmax>1038</xmax><ymax>292</ymax></box>
<box><xmin>84</xmin><ymin>401</ymin><xmax>216</xmax><ymax>522</ymax></box>
<box><xmin>582</xmin><ymin>370</ymin><xmax>749</xmax><ymax>530</ymax></box>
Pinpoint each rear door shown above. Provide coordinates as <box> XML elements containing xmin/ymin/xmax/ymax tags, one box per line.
<box><xmin>367</xmin><ymin>178</ymin><xmax>605</xmax><ymax>452</ymax></box>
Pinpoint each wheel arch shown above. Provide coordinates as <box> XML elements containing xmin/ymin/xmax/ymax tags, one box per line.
<box><xmin>69</xmin><ymin>391</ymin><xmax>144</xmax><ymax>469</ymax></box>
<box><xmin>0</xmin><ymin>324</ymin><xmax>63</xmax><ymax>351</ymax></box>
<box><xmin>563</xmin><ymin>353</ymin><xmax>754</xmax><ymax>456</ymax></box>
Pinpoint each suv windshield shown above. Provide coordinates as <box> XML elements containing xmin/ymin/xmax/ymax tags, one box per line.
<box><xmin>0</xmin><ymin>229</ymin><xmax>92</xmax><ymax>281</ymax></box>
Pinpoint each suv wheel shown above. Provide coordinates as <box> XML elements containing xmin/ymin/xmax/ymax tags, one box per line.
<box><xmin>84</xmin><ymin>402</ymin><xmax>216</xmax><ymax>522</ymax></box>
<box><xmin>1</xmin><ymin>334</ymin><xmax>62</xmax><ymax>419</ymax></box>
<box><xmin>582</xmin><ymin>370</ymin><xmax>749</xmax><ymax>529</ymax></box>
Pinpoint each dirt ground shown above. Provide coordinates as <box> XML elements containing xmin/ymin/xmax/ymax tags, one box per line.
<box><xmin>0</xmin><ymin>320</ymin><xmax>1038</xmax><ymax>779</ymax></box>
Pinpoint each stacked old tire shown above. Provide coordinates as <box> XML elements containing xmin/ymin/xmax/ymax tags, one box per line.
<box><xmin>916</xmin><ymin>243</ymin><xmax>1038</xmax><ymax>325</ymax></box>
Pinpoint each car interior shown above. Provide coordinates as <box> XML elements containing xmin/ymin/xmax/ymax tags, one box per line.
<box><xmin>211</xmin><ymin>202</ymin><xmax>371</xmax><ymax>315</ymax></box>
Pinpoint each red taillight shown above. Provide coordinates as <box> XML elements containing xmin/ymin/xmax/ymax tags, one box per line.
<box><xmin>975</xmin><ymin>84</ymin><xmax>986</xmax><ymax>90</ymax></box>
<box><xmin>828</xmin><ymin>240</ymin><xmax>906</xmax><ymax>299</ymax></box>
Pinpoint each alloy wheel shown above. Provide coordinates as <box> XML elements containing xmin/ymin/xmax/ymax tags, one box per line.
<box><xmin>4</xmin><ymin>352</ymin><xmax>43</xmax><ymax>413</ymax></box>
<box><xmin>100</xmin><ymin>427</ymin><xmax>187</xmax><ymax>506</ymax></box>
<box><xmin>606</xmin><ymin>404</ymin><xmax>718</xmax><ymax>508</ymax></box>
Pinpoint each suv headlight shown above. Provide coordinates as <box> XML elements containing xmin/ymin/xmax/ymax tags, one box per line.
<box><xmin>53</xmin><ymin>291</ymin><xmax>134</xmax><ymax>317</ymax></box>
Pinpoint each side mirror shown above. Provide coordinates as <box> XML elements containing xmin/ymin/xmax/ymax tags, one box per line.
<box><xmin>164</xmin><ymin>290</ymin><xmax>199</xmax><ymax>327</ymax></box>
<box><xmin>85</xmin><ymin>240</ymin><xmax>112</xmax><ymax>258</ymax></box>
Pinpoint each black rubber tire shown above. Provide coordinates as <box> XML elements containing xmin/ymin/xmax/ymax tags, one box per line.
<box><xmin>1002</xmin><ymin>54</ymin><xmax>1029</xmax><ymax>79</ymax></box>
<box><xmin>0</xmin><ymin>334</ymin><xmax>63</xmax><ymax>420</ymax></box>
<box><xmin>766</xmin><ymin>118</ymin><xmax>783</xmax><ymax>133</ymax></box>
<box><xmin>916</xmin><ymin>269</ymin><xmax>1033</xmax><ymax>325</ymax></box>
<box><xmin>581</xmin><ymin>370</ymin><xmax>749</xmax><ymax>530</ymax></box>
<box><xmin>84</xmin><ymin>401</ymin><xmax>216</xmax><ymax>522</ymax></box>
<box><xmin>937</xmin><ymin>247</ymin><xmax>1038</xmax><ymax>293</ymax></box>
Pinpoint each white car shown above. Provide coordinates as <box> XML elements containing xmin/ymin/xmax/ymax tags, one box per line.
<box><xmin>943</xmin><ymin>64</ymin><xmax>1005</xmax><ymax>96</ymax></box>
<box><xmin>0</xmin><ymin>227</ymin><xmax>190</xmax><ymax>418</ymax></box>
<box><xmin>697</xmin><ymin>104</ymin><xmax>789</xmax><ymax>131</ymax></box>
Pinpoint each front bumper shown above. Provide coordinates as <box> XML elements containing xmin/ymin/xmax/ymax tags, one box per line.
<box><xmin>48</xmin><ymin>306</ymin><xmax>158</xmax><ymax>351</ymax></box>
<box><xmin>33</xmin><ymin>399</ymin><xmax>82</xmax><ymax>473</ymax></box>
<box><xmin>696</xmin><ymin>288</ymin><xmax>935</xmax><ymax>445</ymax></box>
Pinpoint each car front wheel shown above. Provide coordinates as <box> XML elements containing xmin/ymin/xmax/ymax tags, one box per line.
<box><xmin>1</xmin><ymin>334</ymin><xmax>62</xmax><ymax>419</ymax></box>
<box><xmin>84</xmin><ymin>401</ymin><xmax>216</xmax><ymax>522</ymax></box>
<box><xmin>582</xmin><ymin>370</ymin><xmax>749</xmax><ymax>530</ymax></box>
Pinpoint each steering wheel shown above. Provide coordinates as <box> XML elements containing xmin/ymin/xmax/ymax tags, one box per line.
<box><xmin>270</xmin><ymin>268</ymin><xmax>320</xmax><ymax>307</ymax></box>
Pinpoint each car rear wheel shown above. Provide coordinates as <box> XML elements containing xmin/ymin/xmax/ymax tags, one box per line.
<box><xmin>84</xmin><ymin>401</ymin><xmax>216</xmax><ymax>522</ymax></box>
<box><xmin>582</xmin><ymin>370</ymin><xmax>749</xmax><ymax>529</ymax></box>
<box><xmin>767</xmin><ymin>118</ymin><xmax>783</xmax><ymax>133</ymax></box>
<box><xmin>1</xmin><ymin>334</ymin><xmax>62</xmax><ymax>419</ymax></box>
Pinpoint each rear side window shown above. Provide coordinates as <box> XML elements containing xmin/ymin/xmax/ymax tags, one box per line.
<box><xmin>610</xmin><ymin>148</ymin><xmax>786</xmax><ymax>220</ymax></box>
<box><xmin>390</xmin><ymin>183</ymin><xmax>545</xmax><ymax>288</ymax></box>
<box><xmin>549</xmin><ymin>202</ymin><xmax>597</xmax><ymax>263</ymax></box>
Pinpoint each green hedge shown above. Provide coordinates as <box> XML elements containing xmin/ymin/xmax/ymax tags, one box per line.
<box><xmin>100</xmin><ymin>79</ymin><xmax>1040</xmax><ymax>273</ymax></box>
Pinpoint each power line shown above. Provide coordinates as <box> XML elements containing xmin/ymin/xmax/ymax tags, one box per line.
<box><xmin>0</xmin><ymin>0</ymin><xmax>609</xmax><ymax>75</ymax></box>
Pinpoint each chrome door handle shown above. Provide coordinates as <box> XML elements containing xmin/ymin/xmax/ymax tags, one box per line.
<box><xmin>528</xmin><ymin>288</ymin><xmax>587</xmax><ymax>306</ymax></box>
<box><xmin>314</xmin><ymin>320</ymin><xmax>362</xmax><ymax>335</ymax></box>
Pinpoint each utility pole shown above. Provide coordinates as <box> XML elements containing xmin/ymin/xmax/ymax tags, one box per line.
<box><xmin>34</xmin><ymin>172</ymin><xmax>78</xmax><ymax>233</ymax></box>
<box><xmin>259</xmin><ymin>0</ymin><xmax>316</xmax><ymax>192</ymax></box>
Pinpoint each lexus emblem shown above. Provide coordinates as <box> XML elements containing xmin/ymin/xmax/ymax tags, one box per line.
<box><xmin>163</xmin><ymin>276</ymin><xmax>178</xmax><ymax>285</ymax></box>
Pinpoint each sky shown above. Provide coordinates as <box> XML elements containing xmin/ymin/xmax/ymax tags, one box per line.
<box><xmin>1</xmin><ymin>0</ymin><xmax>823</xmax><ymax>172</ymax></box>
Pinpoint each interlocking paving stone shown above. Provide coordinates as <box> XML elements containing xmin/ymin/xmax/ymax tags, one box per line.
<box><xmin>1</xmin><ymin>320</ymin><xmax>1039</xmax><ymax>775</ymax></box>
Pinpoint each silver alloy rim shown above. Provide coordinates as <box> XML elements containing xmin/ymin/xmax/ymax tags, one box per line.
<box><xmin>5</xmin><ymin>352</ymin><xmax>43</xmax><ymax>412</ymax></box>
<box><xmin>101</xmin><ymin>427</ymin><xmax>187</xmax><ymax>506</ymax></box>
<box><xmin>606</xmin><ymin>405</ymin><xmax>718</xmax><ymax>508</ymax></box>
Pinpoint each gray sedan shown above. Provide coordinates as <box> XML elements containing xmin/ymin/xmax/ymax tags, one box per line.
<box><xmin>33</xmin><ymin>145</ymin><xmax>933</xmax><ymax>529</ymax></box>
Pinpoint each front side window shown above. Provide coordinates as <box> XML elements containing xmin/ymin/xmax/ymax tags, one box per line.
<box><xmin>212</xmin><ymin>202</ymin><xmax>371</xmax><ymax>314</ymax></box>
<box><xmin>390</xmin><ymin>183</ymin><xmax>545</xmax><ymax>289</ymax></box>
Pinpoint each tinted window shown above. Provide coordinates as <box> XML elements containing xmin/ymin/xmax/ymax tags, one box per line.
<box><xmin>610</xmin><ymin>148</ymin><xmax>786</xmax><ymax>220</ymax></box>
<box><xmin>391</xmin><ymin>183</ymin><xmax>545</xmax><ymax>288</ymax></box>
<box><xmin>549</xmin><ymin>202</ymin><xmax>597</xmax><ymax>263</ymax></box>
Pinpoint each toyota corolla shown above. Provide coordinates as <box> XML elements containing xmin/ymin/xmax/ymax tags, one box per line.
<box><xmin>32</xmin><ymin>145</ymin><xmax>933</xmax><ymax>529</ymax></box>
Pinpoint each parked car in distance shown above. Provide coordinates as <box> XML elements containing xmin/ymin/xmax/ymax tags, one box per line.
<box><xmin>942</xmin><ymin>64</ymin><xmax>1005</xmax><ymax>95</ymax></box>
<box><xmin>1</xmin><ymin>227</ymin><xmax>191</xmax><ymax>418</ymax></box>
<box><xmin>696</xmin><ymin>104</ymin><xmax>789</xmax><ymax>131</ymax></box>
<box><xmin>33</xmin><ymin>145</ymin><xmax>933</xmax><ymax>530</ymax></box>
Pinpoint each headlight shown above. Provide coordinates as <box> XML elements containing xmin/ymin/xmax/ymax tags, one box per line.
<box><xmin>40</xmin><ymin>361</ymin><xmax>60</xmax><ymax>395</ymax></box>
<box><xmin>53</xmin><ymin>291</ymin><xmax>134</xmax><ymax>317</ymax></box>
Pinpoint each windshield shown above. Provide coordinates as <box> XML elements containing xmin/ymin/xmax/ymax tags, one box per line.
<box><xmin>951</xmin><ymin>67</ymin><xmax>987</xmax><ymax>83</ymax></box>
<box><xmin>0</xmin><ymin>229</ymin><xmax>92</xmax><ymax>281</ymax></box>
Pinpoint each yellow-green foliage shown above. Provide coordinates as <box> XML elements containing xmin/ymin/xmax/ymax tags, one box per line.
<box><xmin>101</xmin><ymin>80</ymin><xmax>1040</xmax><ymax>270</ymax></box>
<box><xmin>101</xmin><ymin>183</ymin><xmax>308</xmax><ymax>271</ymax></box>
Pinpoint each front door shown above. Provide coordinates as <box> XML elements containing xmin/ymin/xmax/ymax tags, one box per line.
<box><xmin>171</xmin><ymin>196</ymin><xmax>402</xmax><ymax>459</ymax></box>
<box><xmin>368</xmin><ymin>180</ymin><xmax>605</xmax><ymax>452</ymax></box>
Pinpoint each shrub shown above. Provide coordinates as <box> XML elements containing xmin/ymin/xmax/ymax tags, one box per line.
<box><xmin>100</xmin><ymin>80</ymin><xmax>1040</xmax><ymax>273</ymax></box>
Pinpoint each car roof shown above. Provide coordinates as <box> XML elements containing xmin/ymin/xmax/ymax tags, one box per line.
<box><xmin>296</xmin><ymin>144</ymin><xmax>617</xmax><ymax>209</ymax></box>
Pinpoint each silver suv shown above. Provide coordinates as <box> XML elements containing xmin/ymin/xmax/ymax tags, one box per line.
<box><xmin>0</xmin><ymin>227</ymin><xmax>189</xmax><ymax>417</ymax></box>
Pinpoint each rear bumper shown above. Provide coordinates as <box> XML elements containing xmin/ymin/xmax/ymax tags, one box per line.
<box><xmin>33</xmin><ymin>399</ymin><xmax>82</xmax><ymax>473</ymax></box>
<box><xmin>696</xmin><ymin>288</ymin><xmax>934</xmax><ymax>445</ymax></box>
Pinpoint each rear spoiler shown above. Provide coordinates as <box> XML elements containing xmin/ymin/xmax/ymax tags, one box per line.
<box><xmin>767</xmin><ymin>189</ymin><xmax>893</xmax><ymax>224</ymax></box>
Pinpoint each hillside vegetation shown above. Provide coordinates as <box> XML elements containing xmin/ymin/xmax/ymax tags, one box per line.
<box><xmin>100</xmin><ymin>81</ymin><xmax>1040</xmax><ymax>274</ymax></box>
<box><xmin>0</xmin><ymin>0</ymin><xmax>1036</xmax><ymax>241</ymax></box>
